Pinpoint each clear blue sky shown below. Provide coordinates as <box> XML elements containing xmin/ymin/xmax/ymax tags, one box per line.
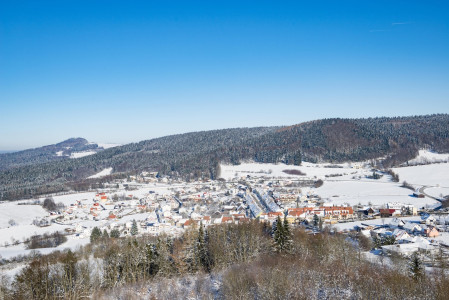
<box><xmin>1</xmin><ymin>1</ymin><xmax>448</xmax><ymax>150</ymax></box>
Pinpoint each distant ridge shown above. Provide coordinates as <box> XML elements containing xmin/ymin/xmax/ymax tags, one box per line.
<box><xmin>1</xmin><ymin>114</ymin><xmax>448</xmax><ymax>200</ymax></box>
<box><xmin>0</xmin><ymin>138</ymin><xmax>106</xmax><ymax>171</ymax></box>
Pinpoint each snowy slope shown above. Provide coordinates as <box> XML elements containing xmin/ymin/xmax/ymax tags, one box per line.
<box><xmin>393</xmin><ymin>163</ymin><xmax>449</xmax><ymax>187</ymax></box>
<box><xmin>87</xmin><ymin>167</ymin><xmax>113</xmax><ymax>179</ymax></box>
<box><xmin>0</xmin><ymin>202</ymin><xmax>48</xmax><ymax>228</ymax></box>
<box><xmin>70</xmin><ymin>151</ymin><xmax>97</xmax><ymax>158</ymax></box>
<box><xmin>407</xmin><ymin>150</ymin><xmax>449</xmax><ymax>165</ymax></box>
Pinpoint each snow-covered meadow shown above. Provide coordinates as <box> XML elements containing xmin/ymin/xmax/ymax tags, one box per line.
<box><xmin>221</xmin><ymin>159</ymin><xmax>447</xmax><ymax>208</ymax></box>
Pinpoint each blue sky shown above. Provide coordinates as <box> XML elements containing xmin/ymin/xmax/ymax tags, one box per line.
<box><xmin>1</xmin><ymin>1</ymin><xmax>448</xmax><ymax>150</ymax></box>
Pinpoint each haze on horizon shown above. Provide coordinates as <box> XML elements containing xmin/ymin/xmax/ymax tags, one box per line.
<box><xmin>1</xmin><ymin>0</ymin><xmax>449</xmax><ymax>151</ymax></box>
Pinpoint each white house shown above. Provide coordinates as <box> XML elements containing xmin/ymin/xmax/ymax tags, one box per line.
<box><xmin>403</xmin><ymin>222</ymin><xmax>422</xmax><ymax>234</ymax></box>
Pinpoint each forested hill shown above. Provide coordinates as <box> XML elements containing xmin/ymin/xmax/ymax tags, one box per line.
<box><xmin>0</xmin><ymin>138</ymin><xmax>105</xmax><ymax>171</ymax></box>
<box><xmin>1</xmin><ymin>114</ymin><xmax>449</xmax><ymax>200</ymax></box>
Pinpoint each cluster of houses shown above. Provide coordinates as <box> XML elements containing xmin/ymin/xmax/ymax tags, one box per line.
<box><xmin>356</xmin><ymin>215</ymin><xmax>449</xmax><ymax>257</ymax></box>
<box><xmin>356</xmin><ymin>202</ymin><xmax>418</xmax><ymax>219</ymax></box>
<box><xmin>32</xmin><ymin>169</ymin><xmax>438</xmax><ymax>245</ymax></box>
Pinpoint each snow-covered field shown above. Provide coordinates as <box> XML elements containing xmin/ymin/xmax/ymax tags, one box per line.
<box><xmin>315</xmin><ymin>180</ymin><xmax>436</xmax><ymax>208</ymax></box>
<box><xmin>0</xmin><ymin>202</ymin><xmax>48</xmax><ymax>228</ymax></box>
<box><xmin>393</xmin><ymin>162</ymin><xmax>449</xmax><ymax>187</ymax></box>
<box><xmin>406</xmin><ymin>150</ymin><xmax>449</xmax><ymax>165</ymax></box>
<box><xmin>221</xmin><ymin>161</ymin><xmax>441</xmax><ymax>208</ymax></box>
<box><xmin>220</xmin><ymin>161</ymin><xmax>364</xmax><ymax>181</ymax></box>
<box><xmin>96</xmin><ymin>142</ymin><xmax>122</xmax><ymax>149</ymax></box>
<box><xmin>70</xmin><ymin>150</ymin><xmax>97</xmax><ymax>158</ymax></box>
<box><xmin>424</xmin><ymin>187</ymin><xmax>449</xmax><ymax>199</ymax></box>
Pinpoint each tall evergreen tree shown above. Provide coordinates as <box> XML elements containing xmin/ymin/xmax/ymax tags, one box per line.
<box><xmin>197</xmin><ymin>222</ymin><xmax>211</xmax><ymax>272</ymax></box>
<box><xmin>409</xmin><ymin>252</ymin><xmax>424</xmax><ymax>281</ymax></box>
<box><xmin>273</xmin><ymin>215</ymin><xmax>285</xmax><ymax>253</ymax></box>
<box><xmin>313</xmin><ymin>214</ymin><xmax>319</xmax><ymax>227</ymax></box>
<box><xmin>283</xmin><ymin>215</ymin><xmax>293</xmax><ymax>253</ymax></box>
<box><xmin>131</xmin><ymin>219</ymin><xmax>138</xmax><ymax>236</ymax></box>
<box><xmin>90</xmin><ymin>227</ymin><xmax>102</xmax><ymax>243</ymax></box>
<box><xmin>180</xmin><ymin>227</ymin><xmax>198</xmax><ymax>273</ymax></box>
<box><xmin>110</xmin><ymin>228</ymin><xmax>120</xmax><ymax>238</ymax></box>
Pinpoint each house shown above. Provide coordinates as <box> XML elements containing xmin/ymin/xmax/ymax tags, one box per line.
<box><xmin>221</xmin><ymin>216</ymin><xmax>234</xmax><ymax>224</ymax></box>
<box><xmin>425</xmin><ymin>226</ymin><xmax>439</xmax><ymax>237</ymax></box>
<box><xmin>380</xmin><ymin>209</ymin><xmax>396</xmax><ymax>218</ymax></box>
<box><xmin>202</xmin><ymin>216</ymin><xmax>211</xmax><ymax>225</ymax></box>
<box><xmin>392</xmin><ymin>229</ymin><xmax>410</xmax><ymax>241</ymax></box>
<box><xmin>382</xmin><ymin>236</ymin><xmax>437</xmax><ymax>256</ymax></box>
<box><xmin>425</xmin><ymin>216</ymin><xmax>437</xmax><ymax>226</ymax></box>
<box><xmin>403</xmin><ymin>222</ymin><xmax>422</xmax><ymax>234</ymax></box>
<box><xmin>387</xmin><ymin>203</ymin><xmax>417</xmax><ymax>216</ymax></box>
<box><xmin>322</xmin><ymin>206</ymin><xmax>354</xmax><ymax>220</ymax></box>
<box><xmin>358</xmin><ymin>207</ymin><xmax>375</xmax><ymax>216</ymax></box>
<box><xmin>260</xmin><ymin>211</ymin><xmax>284</xmax><ymax>223</ymax></box>
<box><xmin>286</xmin><ymin>206</ymin><xmax>353</xmax><ymax>222</ymax></box>
<box><xmin>389</xmin><ymin>218</ymin><xmax>405</xmax><ymax>228</ymax></box>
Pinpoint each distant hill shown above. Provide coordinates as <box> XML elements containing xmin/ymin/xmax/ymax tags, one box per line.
<box><xmin>0</xmin><ymin>138</ymin><xmax>110</xmax><ymax>171</ymax></box>
<box><xmin>1</xmin><ymin>114</ymin><xmax>448</xmax><ymax>200</ymax></box>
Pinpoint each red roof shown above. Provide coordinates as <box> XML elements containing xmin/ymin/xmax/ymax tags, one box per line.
<box><xmin>222</xmin><ymin>216</ymin><xmax>234</xmax><ymax>223</ymax></box>
<box><xmin>184</xmin><ymin>219</ymin><xmax>197</xmax><ymax>226</ymax></box>
<box><xmin>380</xmin><ymin>209</ymin><xmax>396</xmax><ymax>214</ymax></box>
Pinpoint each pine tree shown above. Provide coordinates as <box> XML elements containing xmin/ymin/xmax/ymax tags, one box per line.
<box><xmin>273</xmin><ymin>215</ymin><xmax>285</xmax><ymax>253</ymax></box>
<box><xmin>131</xmin><ymin>219</ymin><xmax>138</xmax><ymax>236</ymax></box>
<box><xmin>103</xmin><ymin>229</ymin><xmax>109</xmax><ymax>239</ymax></box>
<box><xmin>283</xmin><ymin>215</ymin><xmax>293</xmax><ymax>253</ymax></box>
<box><xmin>110</xmin><ymin>228</ymin><xmax>120</xmax><ymax>238</ymax></box>
<box><xmin>293</xmin><ymin>150</ymin><xmax>302</xmax><ymax>166</ymax></box>
<box><xmin>409</xmin><ymin>252</ymin><xmax>424</xmax><ymax>281</ymax></box>
<box><xmin>154</xmin><ymin>237</ymin><xmax>173</xmax><ymax>276</ymax></box>
<box><xmin>197</xmin><ymin>222</ymin><xmax>210</xmax><ymax>272</ymax></box>
<box><xmin>313</xmin><ymin>214</ymin><xmax>319</xmax><ymax>227</ymax></box>
<box><xmin>180</xmin><ymin>227</ymin><xmax>198</xmax><ymax>273</ymax></box>
<box><xmin>90</xmin><ymin>227</ymin><xmax>102</xmax><ymax>243</ymax></box>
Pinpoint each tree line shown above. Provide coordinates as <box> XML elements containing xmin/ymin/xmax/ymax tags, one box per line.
<box><xmin>1</xmin><ymin>219</ymin><xmax>448</xmax><ymax>299</ymax></box>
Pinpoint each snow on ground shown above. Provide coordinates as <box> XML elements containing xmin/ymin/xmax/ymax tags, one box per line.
<box><xmin>96</xmin><ymin>142</ymin><xmax>122</xmax><ymax>149</ymax></box>
<box><xmin>221</xmin><ymin>161</ymin><xmax>440</xmax><ymax>208</ymax></box>
<box><xmin>407</xmin><ymin>150</ymin><xmax>449</xmax><ymax>165</ymax></box>
<box><xmin>393</xmin><ymin>163</ymin><xmax>449</xmax><ymax>187</ymax></box>
<box><xmin>424</xmin><ymin>187</ymin><xmax>449</xmax><ymax>199</ymax></box>
<box><xmin>0</xmin><ymin>202</ymin><xmax>48</xmax><ymax>228</ymax></box>
<box><xmin>0</xmin><ymin>223</ymin><xmax>70</xmax><ymax>246</ymax></box>
<box><xmin>220</xmin><ymin>161</ymin><xmax>366</xmax><ymax>181</ymax></box>
<box><xmin>44</xmin><ymin>191</ymin><xmax>97</xmax><ymax>206</ymax></box>
<box><xmin>0</xmin><ymin>235</ymin><xmax>90</xmax><ymax>260</ymax></box>
<box><xmin>70</xmin><ymin>150</ymin><xmax>97</xmax><ymax>159</ymax></box>
<box><xmin>433</xmin><ymin>232</ymin><xmax>449</xmax><ymax>247</ymax></box>
<box><xmin>1</xmin><ymin>264</ymin><xmax>26</xmax><ymax>279</ymax></box>
<box><xmin>55</xmin><ymin>150</ymin><xmax>64</xmax><ymax>156</ymax></box>
<box><xmin>315</xmin><ymin>180</ymin><xmax>438</xmax><ymax>208</ymax></box>
<box><xmin>87</xmin><ymin>167</ymin><xmax>113</xmax><ymax>179</ymax></box>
